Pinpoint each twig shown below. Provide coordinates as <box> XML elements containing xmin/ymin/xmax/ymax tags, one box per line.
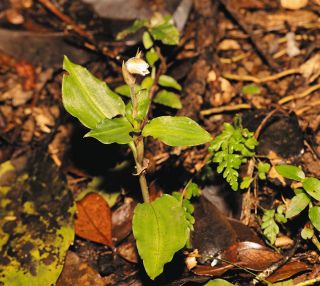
<box><xmin>252</xmin><ymin>236</ymin><xmax>301</xmax><ymax>285</ymax></box>
<box><xmin>218</xmin><ymin>0</ymin><xmax>279</xmax><ymax>70</ymax></box>
<box><xmin>200</xmin><ymin>104</ymin><xmax>251</xmax><ymax>116</ymax></box>
<box><xmin>37</xmin><ymin>0</ymin><xmax>93</xmax><ymax>40</ymax></box>
<box><xmin>278</xmin><ymin>83</ymin><xmax>320</xmax><ymax>105</ymax></box>
<box><xmin>224</xmin><ymin>68</ymin><xmax>300</xmax><ymax>84</ymax></box>
<box><xmin>296</xmin><ymin>100</ymin><xmax>320</xmax><ymax>116</ymax></box>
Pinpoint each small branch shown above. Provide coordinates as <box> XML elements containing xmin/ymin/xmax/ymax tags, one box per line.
<box><xmin>200</xmin><ymin>104</ymin><xmax>251</xmax><ymax>116</ymax></box>
<box><xmin>278</xmin><ymin>83</ymin><xmax>320</xmax><ymax>105</ymax></box>
<box><xmin>223</xmin><ymin>68</ymin><xmax>300</xmax><ymax>84</ymax></box>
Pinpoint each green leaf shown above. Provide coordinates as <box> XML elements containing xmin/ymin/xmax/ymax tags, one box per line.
<box><xmin>149</xmin><ymin>20</ymin><xmax>179</xmax><ymax>45</ymax></box>
<box><xmin>301</xmin><ymin>225</ymin><xmax>314</xmax><ymax>239</ymax></box>
<box><xmin>62</xmin><ymin>56</ymin><xmax>125</xmax><ymax>129</ymax></box>
<box><xmin>241</xmin><ymin>84</ymin><xmax>261</xmax><ymax>95</ymax></box>
<box><xmin>185</xmin><ymin>182</ymin><xmax>201</xmax><ymax>200</ymax></box>
<box><xmin>240</xmin><ymin>176</ymin><xmax>253</xmax><ymax>189</ymax></box>
<box><xmin>309</xmin><ymin>206</ymin><xmax>320</xmax><ymax>231</ymax></box>
<box><xmin>303</xmin><ymin>177</ymin><xmax>320</xmax><ymax>201</ymax></box>
<box><xmin>258</xmin><ymin>162</ymin><xmax>270</xmax><ymax>180</ymax></box>
<box><xmin>205</xmin><ymin>279</ymin><xmax>235</xmax><ymax>286</ymax></box>
<box><xmin>142</xmin><ymin>116</ymin><xmax>212</xmax><ymax>147</ymax></box>
<box><xmin>154</xmin><ymin>90</ymin><xmax>182</xmax><ymax>109</ymax></box>
<box><xmin>136</xmin><ymin>89</ymin><xmax>151</xmax><ymax>122</ymax></box>
<box><xmin>141</xmin><ymin>76</ymin><xmax>154</xmax><ymax>90</ymax></box>
<box><xmin>275</xmin><ymin>165</ymin><xmax>305</xmax><ymax>181</ymax></box>
<box><xmin>146</xmin><ymin>48</ymin><xmax>159</xmax><ymax>67</ymax></box>
<box><xmin>273</xmin><ymin>280</ymin><xmax>294</xmax><ymax>286</ymax></box>
<box><xmin>116</xmin><ymin>19</ymin><xmax>147</xmax><ymax>40</ymax></box>
<box><xmin>85</xmin><ymin>117</ymin><xmax>133</xmax><ymax>144</ymax></box>
<box><xmin>286</xmin><ymin>193</ymin><xmax>310</xmax><ymax>218</ymax></box>
<box><xmin>133</xmin><ymin>195</ymin><xmax>189</xmax><ymax>280</ymax></box>
<box><xmin>142</xmin><ymin>31</ymin><xmax>153</xmax><ymax>49</ymax></box>
<box><xmin>115</xmin><ymin>84</ymin><xmax>131</xmax><ymax>97</ymax></box>
<box><xmin>159</xmin><ymin>75</ymin><xmax>182</xmax><ymax>91</ymax></box>
<box><xmin>261</xmin><ymin>209</ymin><xmax>279</xmax><ymax>244</ymax></box>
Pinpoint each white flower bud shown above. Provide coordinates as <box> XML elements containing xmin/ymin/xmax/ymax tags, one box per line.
<box><xmin>125</xmin><ymin>57</ymin><xmax>150</xmax><ymax>76</ymax></box>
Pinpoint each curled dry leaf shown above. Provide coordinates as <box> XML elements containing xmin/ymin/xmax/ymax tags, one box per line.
<box><xmin>75</xmin><ymin>192</ymin><xmax>114</xmax><ymax>247</ymax></box>
<box><xmin>300</xmin><ymin>53</ymin><xmax>320</xmax><ymax>83</ymax></box>
<box><xmin>281</xmin><ymin>0</ymin><xmax>308</xmax><ymax>9</ymax></box>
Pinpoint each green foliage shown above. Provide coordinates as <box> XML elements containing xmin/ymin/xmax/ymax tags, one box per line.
<box><xmin>286</xmin><ymin>193</ymin><xmax>310</xmax><ymax>218</ymax></box>
<box><xmin>62</xmin><ymin>56</ymin><xmax>125</xmax><ymax>129</ymax></box>
<box><xmin>258</xmin><ymin>162</ymin><xmax>270</xmax><ymax>180</ymax></box>
<box><xmin>240</xmin><ymin>176</ymin><xmax>254</xmax><ymax>189</ymax></box>
<box><xmin>146</xmin><ymin>48</ymin><xmax>159</xmax><ymax>67</ymax></box>
<box><xmin>205</xmin><ymin>279</ymin><xmax>235</xmax><ymax>286</ymax></box>
<box><xmin>275</xmin><ymin>165</ymin><xmax>320</xmax><ymax>245</ymax></box>
<box><xmin>116</xmin><ymin>19</ymin><xmax>147</xmax><ymax>40</ymax></box>
<box><xmin>85</xmin><ymin>117</ymin><xmax>133</xmax><ymax>144</ymax></box>
<box><xmin>261</xmin><ymin>205</ymin><xmax>287</xmax><ymax>245</ymax></box>
<box><xmin>149</xmin><ymin>17</ymin><xmax>179</xmax><ymax>45</ymax></box>
<box><xmin>275</xmin><ymin>165</ymin><xmax>305</xmax><ymax>181</ymax></box>
<box><xmin>154</xmin><ymin>90</ymin><xmax>182</xmax><ymax>109</ymax></box>
<box><xmin>142</xmin><ymin>116</ymin><xmax>212</xmax><ymax>147</ymax></box>
<box><xmin>132</xmin><ymin>195</ymin><xmax>189</xmax><ymax>280</ymax></box>
<box><xmin>158</xmin><ymin>75</ymin><xmax>182</xmax><ymax>90</ymax></box>
<box><xmin>142</xmin><ymin>31</ymin><xmax>153</xmax><ymax>49</ymax></box>
<box><xmin>209</xmin><ymin>121</ymin><xmax>258</xmax><ymax>191</ymax></box>
<box><xmin>241</xmin><ymin>84</ymin><xmax>261</xmax><ymax>95</ymax></box>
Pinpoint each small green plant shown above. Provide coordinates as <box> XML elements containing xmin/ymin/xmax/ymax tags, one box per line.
<box><xmin>115</xmin><ymin>13</ymin><xmax>182</xmax><ymax>110</ymax></box>
<box><xmin>208</xmin><ymin>116</ymin><xmax>258</xmax><ymax>191</ymax></box>
<box><xmin>62</xmin><ymin>50</ymin><xmax>211</xmax><ymax>279</ymax></box>
<box><xmin>261</xmin><ymin>165</ymin><xmax>320</xmax><ymax>248</ymax></box>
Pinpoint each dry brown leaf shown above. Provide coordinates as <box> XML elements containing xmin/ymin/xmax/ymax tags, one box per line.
<box><xmin>217</xmin><ymin>39</ymin><xmax>240</xmax><ymax>51</ymax></box>
<box><xmin>75</xmin><ymin>192</ymin><xmax>113</xmax><ymax>247</ymax></box>
<box><xmin>300</xmin><ymin>53</ymin><xmax>320</xmax><ymax>82</ymax></box>
<box><xmin>281</xmin><ymin>0</ymin><xmax>308</xmax><ymax>9</ymax></box>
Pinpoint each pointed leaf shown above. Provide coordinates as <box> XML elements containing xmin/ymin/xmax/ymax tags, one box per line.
<box><xmin>85</xmin><ymin>117</ymin><xmax>133</xmax><ymax>144</ymax></box>
<box><xmin>146</xmin><ymin>48</ymin><xmax>159</xmax><ymax>67</ymax></box>
<box><xmin>159</xmin><ymin>75</ymin><xmax>182</xmax><ymax>90</ymax></box>
<box><xmin>286</xmin><ymin>193</ymin><xmax>310</xmax><ymax>218</ymax></box>
<box><xmin>133</xmin><ymin>195</ymin><xmax>189</xmax><ymax>279</ymax></box>
<box><xmin>116</xmin><ymin>19</ymin><xmax>147</xmax><ymax>40</ymax></box>
<box><xmin>149</xmin><ymin>21</ymin><xmax>179</xmax><ymax>45</ymax></box>
<box><xmin>136</xmin><ymin>89</ymin><xmax>151</xmax><ymax>121</ymax></box>
<box><xmin>309</xmin><ymin>206</ymin><xmax>320</xmax><ymax>231</ymax></box>
<box><xmin>142</xmin><ymin>31</ymin><xmax>153</xmax><ymax>49</ymax></box>
<box><xmin>205</xmin><ymin>279</ymin><xmax>234</xmax><ymax>286</ymax></box>
<box><xmin>142</xmin><ymin>116</ymin><xmax>212</xmax><ymax>146</ymax></box>
<box><xmin>303</xmin><ymin>177</ymin><xmax>320</xmax><ymax>201</ymax></box>
<box><xmin>62</xmin><ymin>56</ymin><xmax>125</xmax><ymax>129</ymax></box>
<box><xmin>275</xmin><ymin>165</ymin><xmax>305</xmax><ymax>181</ymax></box>
<box><xmin>75</xmin><ymin>192</ymin><xmax>113</xmax><ymax>247</ymax></box>
<box><xmin>115</xmin><ymin>84</ymin><xmax>131</xmax><ymax>97</ymax></box>
<box><xmin>154</xmin><ymin>90</ymin><xmax>182</xmax><ymax>109</ymax></box>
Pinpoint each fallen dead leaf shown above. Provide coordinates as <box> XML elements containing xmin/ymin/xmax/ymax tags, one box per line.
<box><xmin>281</xmin><ymin>0</ymin><xmax>308</xmax><ymax>9</ymax></box>
<box><xmin>300</xmin><ymin>53</ymin><xmax>320</xmax><ymax>83</ymax></box>
<box><xmin>217</xmin><ymin>39</ymin><xmax>240</xmax><ymax>51</ymax></box>
<box><xmin>75</xmin><ymin>192</ymin><xmax>114</xmax><ymax>247</ymax></box>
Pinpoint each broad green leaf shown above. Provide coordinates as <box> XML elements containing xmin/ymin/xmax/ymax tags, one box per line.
<box><xmin>286</xmin><ymin>193</ymin><xmax>310</xmax><ymax>218</ymax></box>
<box><xmin>62</xmin><ymin>56</ymin><xmax>125</xmax><ymax>129</ymax></box>
<box><xmin>85</xmin><ymin>117</ymin><xmax>133</xmax><ymax>144</ymax></box>
<box><xmin>205</xmin><ymin>279</ymin><xmax>235</xmax><ymax>286</ymax></box>
<box><xmin>116</xmin><ymin>19</ymin><xmax>147</xmax><ymax>40</ymax></box>
<box><xmin>142</xmin><ymin>31</ymin><xmax>153</xmax><ymax>49</ymax></box>
<box><xmin>154</xmin><ymin>90</ymin><xmax>182</xmax><ymax>109</ymax></box>
<box><xmin>159</xmin><ymin>75</ymin><xmax>182</xmax><ymax>91</ymax></box>
<box><xmin>146</xmin><ymin>48</ymin><xmax>159</xmax><ymax>67</ymax></box>
<box><xmin>240</xmin><ymin>176</ymin><xmax>253</xmax><ymax>189</ymax></box>
<box><xmin>142</xmin><ymin>116</ymin><xmax>212</xmax><ymax>147</ymax></box>
<box><xmin>301</xmin><ymin>225</ymin><xmax>314</xmax><ymax>239</ymax></box>
<box><xmin>275</xmin><ymin>165</ymin><xmax>305</xmax><ymax>181</ymax></box>
<box><xmin>141</xmin><ymin>76</ymin><xmax>154</xmax><ymax>90</ymax></box>
<box><xmin>149</xmin><ymin>21</ymin><xmax>179</xmax><ymax>45</ymax></box>
<box><xmin>136</xmin><ymin>89</ymin><xmax>151</xmax><ymax>121</ymax></box>
<box><xmin>309</xmin><ymin>206</ymin><xmax>320</xmax><ymax>231</ymax></box>
<box><xmin>303</xmin><ymin>177</ymin><xmax>320</xmax><ymax>201</ymax></box>
<box><xmin>241</xmin><ymin>84</ymin><xmax>261</xmax><ymax>95</ymax></box>
<box><xmin>115</xmin><ymin>84</ymin><xmax>131</xmax><ymax>97</ymax></box>
<box><xmin>133</xmin><ymin>195</ymin><xmax>189</xmax><ymax>280</ymax></box>
<box><xmin>0</xmin><ymin>155</ymin><xmax>75</xmax><ymax>286</ymax></box>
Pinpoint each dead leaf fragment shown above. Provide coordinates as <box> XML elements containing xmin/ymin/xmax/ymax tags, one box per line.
<box><xmin>300</xmin><ymin>53</ymin><xmax>320</xmax><ymax>83</ymax></box>
<box><xmin>218</xmin><ymin>39</ymin><xmax>240</xmax><ymax>51</ymax></box>
<box><xmin>281</xmin><ymin>0</ymin><xmax>308</xmax><ymax>9</ymax></box>
<box><xmin>75</xmin><ymin>192</ymin><xmax>113</xmax><ymax>247</ymax></box>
